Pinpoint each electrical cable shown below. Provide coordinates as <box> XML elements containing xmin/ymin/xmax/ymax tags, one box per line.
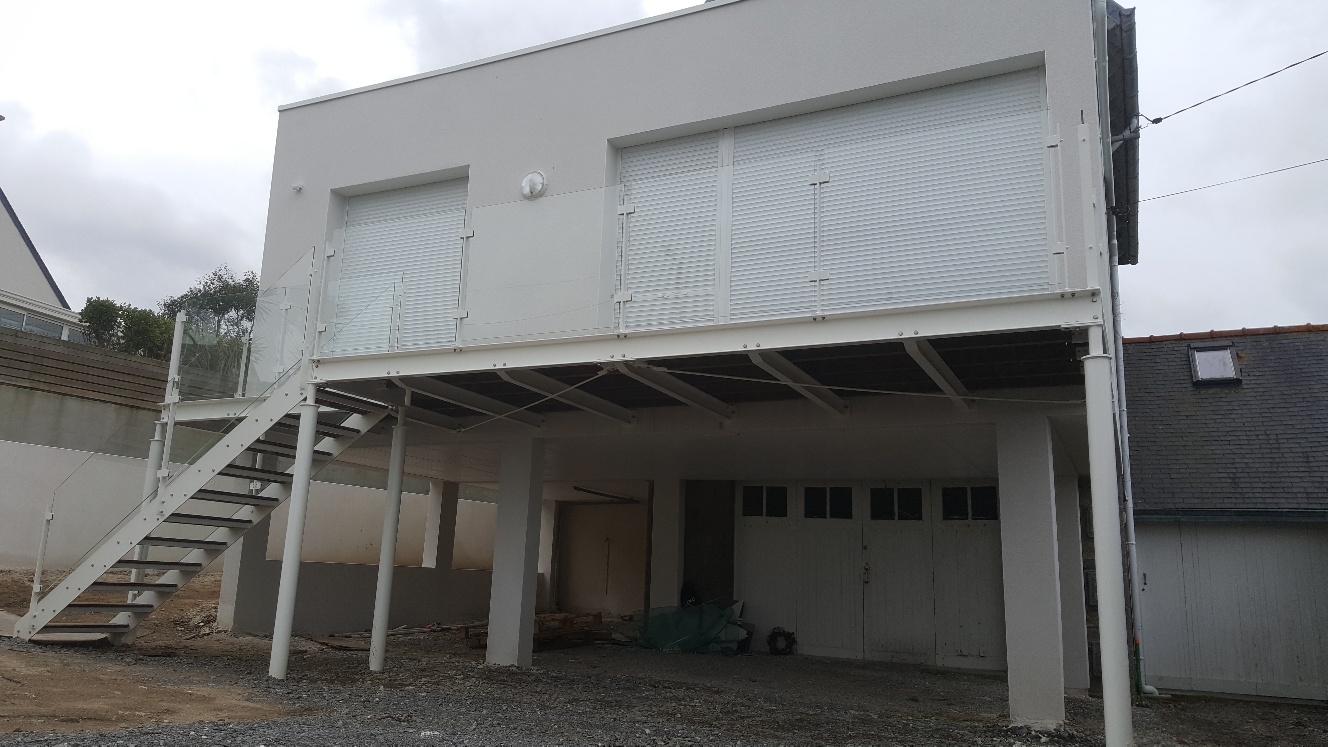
<box><xmin>453</xmin><ymin>369</ymin><xmax>610</xmax><ymax>432</ymax></box>
<box><xmin>1143</xmin><ymin>48</ymin><xmax>1327</xmax><ymax>126</ymax></box>
<box><xmin>1140</xmin><ymin>157</ymin><xmax>1328</xmax><ymax>202</ymax></box>
<box><xmin>640</xmin><ymin>364</ymin><xmax>1086</xmax><ymax>405</ymax></box>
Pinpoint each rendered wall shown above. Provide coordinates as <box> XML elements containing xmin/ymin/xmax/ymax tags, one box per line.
<box><xmin>555</xmin><ymin>500</ymin><xmax>648</xmax><ymax>617</ymax></box>
<box><xmin>262</xmin><ymin>0</ymin><xmax>1105</xmax><ymax>351</ymax></box>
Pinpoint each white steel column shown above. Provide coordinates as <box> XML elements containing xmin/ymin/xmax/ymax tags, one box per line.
<box><xmin>369</xmin><ymin>409</ymin><xmax>409</xmax><ymax>672</ymax></box>
<box><xmin>650</xmin><ymin>477</ymin><xmax>685</xmax><ymax>609</ymax></box>
<box><xmin>997</xmin><ymin>415</ymin><xmax>1065</xmax><ymax>728</ymax></box>
<box><xmin>1056</xmin><ymin>475</ymin><xmax>1092</xmax><ymax>691</ymax></box>
<box><xmin>1084</xmin><ymin>330</ymin><xmax>1135</xmax><ymax>746</ymax></box>
<box><xmin>129</xmin><ymin>421</ymin><xmax>167</xmax><ymax>594</ymax></box>
<box><xmin>485</xmin><ymin>436</ymin><xmax>545</xmax><ymax>667</ymax></box>
<box><xmin>268</xmin><ymin>382</ymin><xmax>321</xmax><ymax>680</ymax></box>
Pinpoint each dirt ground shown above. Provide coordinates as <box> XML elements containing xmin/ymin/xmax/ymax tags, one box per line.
<box><xmin>1</xmin><ymin>570</ymin><xmax>1326</xmax><ymax>746</ymax></box>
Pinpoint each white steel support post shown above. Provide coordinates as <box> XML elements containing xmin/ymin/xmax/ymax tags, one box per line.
<box><xmin>129</xmin><ymin>420</ymin><xmax>168</xmax><ymax>596</ymax></box>
<box><xmin>268</xmin><ymin>382</ymin><xmax>321</xmax><ymax>680</ymax></box>
<box><xmin>485</xmin><ymin>436</ymin><xmax>545</xmax><ymax>667</ymax></box>
<box><xmin>369</xmin><ymin>408</ymin><xmax>410</xmax><ymax>672</ymax></box>
<box><xmin>1084</xmin><ymin>329</ymin><xmax>1135</xmax><ymax>746</ymax></box>
<box><xmin>996</xmin><ymin>415</ymin><xmax>1065</xmax><ymax>729</ymax></box>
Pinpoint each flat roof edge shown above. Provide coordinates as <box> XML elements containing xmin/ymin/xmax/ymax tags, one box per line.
<box><xmin>278</xmin><ymin>0</ymin><xmax>746</xmax><ymax>112</ymax></box>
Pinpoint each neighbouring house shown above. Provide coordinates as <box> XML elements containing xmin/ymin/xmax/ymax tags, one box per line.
<box><xmin>1127</xmin><ymin>325</ymin><xmax>1328</xmax><ymax>701</ymax></box>
<box><xmin>17</xmin><ymin>1</ymin><xmax>1145</xmax><ymax>741</ymax></box>
<box><xmin>0</xmin><ymin>186</ymin><xmax>84</xmax><ymax>342</ymax></box>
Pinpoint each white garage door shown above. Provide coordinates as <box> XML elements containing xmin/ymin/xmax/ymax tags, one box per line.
<box><xmin>1139</xmin><ymin>523</ymin><xmax>1328</xmax><ymax>700</ymax></box>
<box><xmin>324</xmin><ymin>179</ymin><xmax>469</xmax><ymax>356</ymax></box>
<box><xmin>734</xmin><ymin>482</ymin><xmax>1005</xmax><ymax>667</ymax></box>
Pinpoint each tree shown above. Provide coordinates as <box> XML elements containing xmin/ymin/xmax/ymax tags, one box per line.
<box><xmin>77</xmin><ymin>265</ymin><xmax>258</xmax><ymax>363</ymax></box>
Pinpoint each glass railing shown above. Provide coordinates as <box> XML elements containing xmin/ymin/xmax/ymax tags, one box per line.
<box><xmin>318</xmin><ymin>275</ymin><xmax>402</xmax><ymax>357</ymax></box>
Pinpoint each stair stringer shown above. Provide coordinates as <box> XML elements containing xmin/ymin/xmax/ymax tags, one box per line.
<box><xmin>105</xmin><ymin>409</ymin><xmax>388</xmax><ymax>635</ymax></box>
<box><xmin>16</xmin><ymin>376</ymin><xmax>316</xmax><ymax>639</ymax></box>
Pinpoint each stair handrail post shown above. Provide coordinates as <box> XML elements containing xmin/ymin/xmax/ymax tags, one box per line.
<box><xmin>369</xmin><ymin>401</ymin><xmax>410</xmax><ymax>672</ymax></box>
<box><xmin>156</xmin><ymin>310</ymin><xmax>189</xmax><ymax>503</ymax></box>
<box><xmin>29</xmin><ymin>501</ymin><xmax>54</xmax><ymax>611</ymax></box>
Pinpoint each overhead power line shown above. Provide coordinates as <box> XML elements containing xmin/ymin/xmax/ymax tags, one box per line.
<box><xmin>1144</xmin><ymin>48</ymin><xmax>1327</xmax><ymax>125</ymax></box>
<box><xmin>1140</xmin><ymin>157</ymin><xmax>1328</xmax><ymax>203</ymax></box>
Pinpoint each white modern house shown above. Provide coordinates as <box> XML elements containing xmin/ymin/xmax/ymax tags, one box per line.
<box><xmin>0</xmin><ymin>186</ymin><xmax>84</xmax><ymax>342</ymax></box>
<box><xmin>18</xmin><ymin>1</ymin><xmax>1144</xmax><ymax>742</ymax></box>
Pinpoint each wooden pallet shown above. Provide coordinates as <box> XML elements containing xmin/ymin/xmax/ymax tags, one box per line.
<box><xmin>461</xmin><ymin>612</ymin><xmax>608</xmax><ymax>650</ymax></box>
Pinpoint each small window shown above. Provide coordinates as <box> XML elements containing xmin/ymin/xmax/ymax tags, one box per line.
<box><xmin>941</xmin><ymin>486</ymin><xmax>1000</xmax><ymax>521</ymax></box>
<box><xmin>23</xmin><ymin>316</ymin><xmax>63</xmax><ymax>338</ymax></box>
<box><xmin>828</xmin><ymin>487</ymin><xmax>853</xmax><ymax>519</ymax></box>
<box><xmin>896</xmin><ymin>488</ymin><xmax>924</xmax><ymax>521</ymax></box>
<box><xmin>742</xmin><ymin>485</ymin><xmax>765</xmax><ymax>517</ymax></box>
<box><xmin>0</xmin><ymin>308</ymin><xmax>24</xmax><ymax>330</ymax></box>
<box><xmin>870</xmin><ymin>488</ymin><xmax>894</xmax><ymax>520</ymax></box>
<box><xmin>1190</xmin><ymin>344</ymin><xmax>1240</xmax><ymax>384</ymax></box>
<box><xmin>804</xmin><ymin>487</ymin><xmax>828</xmax><ymax>519</ymax></box>
<box><xmin>941</xmin><ymin>487</ymin><xmax>969</xmax><ymax>520</ymax></box>
<box><xmin>742</xmin><ymin>485</ymin><xmax>789</xmax><ymax>518</ymax></box>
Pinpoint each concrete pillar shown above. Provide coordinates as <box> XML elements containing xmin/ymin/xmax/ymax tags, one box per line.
<box><xmin>422</xmin><ymin>481</ymin><xmax>459</xmax><ymax>569</ymax></box>
<box><xmin>369</xmin><ymin>412</ymin><xmax>409</xmax><ymax>672</ymax></box>
<box><xmin>268</xmin><ymin>384</ymin><xmax>321</xmax><ymax>679</ymax></box>
<box><xmin>1056</xmin><ymin>474</ymin><xmax>1092</xmax><ymax>691</ymax></box>
<box><xmin>485</xmin><ymin>436</ymin><xmax>545</xmax><ymax>667</ymax></box>
<box><xmin>537</xmin><ymin>500</ymin><xmax>557</xmax><ymax>611</ymax></box>
<box><xmin>650</xmin><ymin>477</ymin><xmax>684</xmax><ymax>609</ymax></box>
<box><xmin>997</xmin><ymin>415</ymin><xmax>1065</xmax><ymax>729</ymax></box>
<box><xmin>218</xmin><ymin>514</ymin><xmax>276</xmax><ymax>632</ymax></box>
<box><xmin>1084</xmin><ymin>333</ymin><xmax>1135</xmax><ymax>746</ymax></box>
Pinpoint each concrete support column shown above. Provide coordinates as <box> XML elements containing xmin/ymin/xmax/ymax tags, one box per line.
<box><xmin>1056</xmin><ymin>474</ymin><xmax>1092</xmax><ymax>691</ymax></box>
<box><xmin>485</xmin><ymin>436</ymin><xmax>545</xmax><ymax>667</ymax></box>
<box><xmin>218</xmin><ymin>514</ymin><xmax>275</xmax><ymax>632</ymax></box>
<box><xmin>997</xmin><ymin>415</ymin><xmax>1066</xmax><ymax>728</ymax></box>
<box><xmin>650</xmin><ymin>477</ymin><xmax>685</xmax><ymax>609</ymax></box>
<box><xmin>1084</xmin><ymin>334</ymin><xmax>1135</xmax><ymax>746</ymax></box>
<box><xmin>422</xmin><ymin>481</ymin><xmax>459</xmax><ymax>569</ymax></box>
<box><xmin>268</xmin><ymin>383</ymin><xmax>321</xmax><ymax>680</ymax></box>
<box><xmin>369</xmin><ymin>411</ymin><xmax>409</xmax><ymax>672</ymax></box>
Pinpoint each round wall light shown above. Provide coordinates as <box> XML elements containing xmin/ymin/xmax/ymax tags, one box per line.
<box><xmin>520</xmin><ymin>171</ymin><xmax>547</xmax><ymax>200</ymax></box>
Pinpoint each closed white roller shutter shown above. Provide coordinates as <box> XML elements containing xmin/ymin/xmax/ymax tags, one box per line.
<box><xmin>617</xmin><ymin>133</ymin><xmax>720</xmax><ymax>331</ymax></box>
<box><xmin>325</xmin><ymin>180</ymin><xmax>468</xmax><ymax>355</ymax></box>
<box><xmin>731</xmin><ymin>70</ymin><xmax>1050</xmax><ymax>321</ymax></box>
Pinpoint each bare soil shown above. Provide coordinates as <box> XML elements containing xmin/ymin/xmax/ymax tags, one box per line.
<box><xmin>1</xmin><ymin>570</ymin><xmax>1325</xmax><ymax>746</ymax></box>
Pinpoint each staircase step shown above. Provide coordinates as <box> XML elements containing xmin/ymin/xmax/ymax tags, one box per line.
<box><xmin>218</xmin><ymin>464</ymin><xmax>293</xmax><ymax>483</ymax></box>
<box><xmin>165</xmin><ymin>512</ymin><xmax>253</xmax><ymax>529</ymax></box>
<box><xmin>88</xmin><ymin>581</ymin><xmax>179</xmax><ymax>593</ymax></box>
<box><xmin>272</xmin><ymin>415</ymin><xmax>360</xmax><ymax>439</ymax></box>
<box><xmin>316</xmin><ymin>390</ymin><xmax>388</xmax><ymax>415</ymax></box>
<box><xmin>246</xmin><ymin>439</ymin><xmax>334</xmax><ymax>460</ymax></box>
<box><xmin>139</xmin><ymin>536</ymin><xmax>229</xmax><ymax>551</ymax></box>
<box><xmin>39</xmin><ymin>622</ymin><xmax>132</xmax><ymax>634</ymax></box>
<box><xmin>112</xmin><ymin>559</ymin><xmax>204</xmax><ymax>572</ymax></box>
<box><xmin>65</xmin><ymin>602</ymin><xmax>155</xmax><ymax>613</ymax></box>
<box><xmin>192</xmin><ymin>488</ymin><xmax>279</xmax><ymax>507</ymax></box>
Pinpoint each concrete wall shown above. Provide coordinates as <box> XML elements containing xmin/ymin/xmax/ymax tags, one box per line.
<box><xmin>453</xmin><ymin>498</ymin><xmax>497</xmax><ymax>570</ymax></box>
<box><xmin>262</xmin><ymin>0</ymin><xmax>1104</xmax><ymax>344</ymax></box>
<box><xmin>264</xmin><ymin>482</ymin><xmax>433</xmax><ymax>566</ymax></box>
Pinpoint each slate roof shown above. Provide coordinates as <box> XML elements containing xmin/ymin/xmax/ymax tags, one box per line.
<box><xmin>1124</xmin><ymin>325</ymin><xmax>1328</xmax><ymax>520</ymax></box>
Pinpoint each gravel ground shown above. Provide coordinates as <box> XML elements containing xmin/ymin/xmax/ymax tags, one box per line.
<box><xmin>4</xmin><ymin>633</ymin><xmax>1327</xmax><ymax>747</ymax></box>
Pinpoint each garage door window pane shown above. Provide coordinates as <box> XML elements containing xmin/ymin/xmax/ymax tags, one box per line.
<box><xmin>970</xmin><ymin>486</ymin><xmax>999</xmax><ymax>520</ymax></box>
<box><xmin>829</xmin><ymin>487</ymin><xmax>853</xmax><ymax>519</ymax></box>
<box><xmin>870</xmin><ymin>488</ymin><xmax>894</xmax><ymax>520</ymax></box>
<box><xmin>942</xmin><ymin>487</ymin><xmax>969</xmax><ymax>520</ymax></box>
<box><xmin>766</xmin><ymin>486</ymin><xmax>788</xmax><ymax>517</ymax></box>
<box><xmin>804</xmin><ymin>487</ymin><xmax>828</xmax><ymax>518</ymax></box>
<box><xmin>742</xmin><ymin>486</ymin><xmax>764</xmax><ymax>517</ymax></box>
<box><xmin>896</xmin><ymin>488</ymin><xmax>924</xmax><ymax>520</ymax></box>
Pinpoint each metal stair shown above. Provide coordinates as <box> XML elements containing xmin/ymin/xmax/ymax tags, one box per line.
<box><xmin>16</xmin><ymin>378</ymin><xmax>390</xmax><ymax>642</ymax></box>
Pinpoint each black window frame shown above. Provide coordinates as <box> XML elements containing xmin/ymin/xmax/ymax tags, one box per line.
<box><xmin>1189</xmin><ymin>343</ymin><xmax>1241</xmax><ymax>385</ymax></box>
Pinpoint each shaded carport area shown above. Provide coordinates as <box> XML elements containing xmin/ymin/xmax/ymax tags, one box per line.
<box><xmin>253</xmin><ymin>328</ymin><xmax>1106</xmax><ymax>730</ymax></box>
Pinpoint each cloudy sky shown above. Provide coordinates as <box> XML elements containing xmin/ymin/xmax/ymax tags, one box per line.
<box><xmin>1</xmin><ymin>0</ymin><xmax>1324</xmax><ymax>337</ymax></box>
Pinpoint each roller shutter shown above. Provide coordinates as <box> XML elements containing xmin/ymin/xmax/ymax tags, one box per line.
<box><xmin>325</xmin><ymin>180</ymin><xmax>468</xmax><ymax>355</ymax></box>
<box><xmin>616</xmin><ymin>133</ymin><xmax>721</xmax><ymax>331</ymax></box>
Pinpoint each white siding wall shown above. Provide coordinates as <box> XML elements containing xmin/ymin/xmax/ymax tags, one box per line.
<box><xmin>1138</xmin><ymin>523</ymin><xmax>1328</xmax><ymax>700</ymax></box>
